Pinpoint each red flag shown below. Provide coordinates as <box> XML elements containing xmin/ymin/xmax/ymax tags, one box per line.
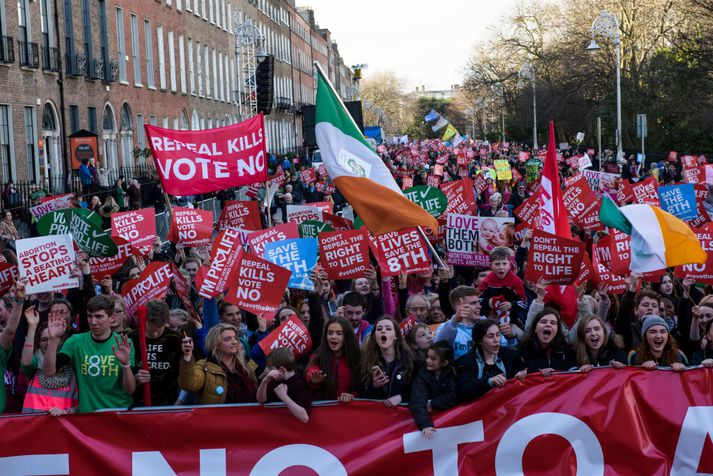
<box><xmin>538</xmin><ymin>121</ymin><xmax>571</xmax><ymax>239</ymax></box>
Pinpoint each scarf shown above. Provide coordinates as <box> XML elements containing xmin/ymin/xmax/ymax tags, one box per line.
<box><xmin>35</xmin><ymin>351</ymin><xmax>73</xmax><ymax>389</ymax></box>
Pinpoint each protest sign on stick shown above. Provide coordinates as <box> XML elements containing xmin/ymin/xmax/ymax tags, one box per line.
<box><xmin>217</xmin><ymin>200</ymin><xmax>262</xmax><ymax>231</ymax></box>
<box><xmin>167</xmin><ymin>207</ymin><xmax>213</xmax><ymax>247</ymax></box>
<box><xmin>524</xmin><ymin>230</ymin><xmax>585</xmax><ymax>285</ymax></box>
<box><xmin>111</xmin><ymin>209</ymin><xmax>157</xmax><ymax>255</ymax></box>
<box><xmin>248</xmin><ymin>222</ymin><xmax>299</xmax><ymax>256</ymax></box>
<box><xmin>30</xmin><ymin>193</ymin><xmax>75</xmax><ymax>219</ymax></box>
<box><xmin>225</xmin><ymin>251</ymin><xmax>291</xmax><ymax>317</ymax></box>
<box><xmin>198</xmin><ymin>228</ymin><xmax>244</xmax><ymax>298</ymax></box>
<box><xmin>440</xmin><ymin>179</ymin><xmax>477</xmax><ymax>216</ymax></box>
<box><xmin>258</xmin><ymin>315</ymin><xmax>312</xmax><ymax>359</ymax></box>
<box><xmin>264</xmin><ymin>238</ymin><xmax>319</xmax><ymax>291</ymax></box>
<box><xmin>89</xmin><ymin>237</ymin><xmax>133</xmax><ymax>280</ymax></box>
<box><xmin>286</xmin><ymin>205</ymin><xmax>323</xmax><ymax>224</ymax></box>
<box><xmin>631</xmin><ymin>176</ymin><xmax>660</xmax><ymax>206</ymax></box>
<box><xmin>675</xmin><ymin>224</ymin><xmax>713</xmax><ymax>284</ymax></box>
<box><xmin>121</xmin><ymin>262</ymin><xmax>174</xmax><ymax>316</ymax></box>
<box><xmin>445</xmin><ymin>213</ymin><xmax>489</xmax><ymax>268</ymax></box>
<box><xmin>658</xmin><ymin>184</ymin><xmax>698</xmax><ymax>221</ymax></box>
<box><xmin>372</xmin><ymin>228</ymin><xmax>432</xmax><ymax>277</ymax></box>
<box><xmin>318</xmin><ymin>230</ymin><xmax>369</xmax><ymax>280</ymax></box>
<box><xmin>17</xmin><ymin>234</ymin><xmax>78</xmax><ymax>294</ymax></box>
<box><xmin>403</xmin><ymin>186</ymin><xmax>448</xmax><ymax>218</ymax></box>
<box><xmin>37</xmin><ymin>208</ymin><xmax>118</xmax><ymax>257</ymax></box>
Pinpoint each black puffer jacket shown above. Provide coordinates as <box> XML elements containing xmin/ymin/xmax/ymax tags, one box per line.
<box><xmin>409</xmin><ymin>366</ymin><xmax>457</xmax><ymax>430</ymax></box>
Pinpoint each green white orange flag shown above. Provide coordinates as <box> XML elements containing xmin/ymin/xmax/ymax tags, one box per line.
<box><xmin>314</xmin><ymin>66</ymin><xmax>438</xmax><ymax>235</ymax></box>
<box><xmin>600</xmin><ymin>195</ymin><xmax>706</xmax><ymax>273</ymax></box>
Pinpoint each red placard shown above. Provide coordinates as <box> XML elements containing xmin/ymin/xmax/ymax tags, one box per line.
<box><xmin>0</xmin><ymin>263</ymin><xmax>17</xmax><ymax>296</ymax></box>
<box><xmin>675</xmin><ymin>224</ymin><xmax>713</xmax><ymax>284</ymax></box>
<box><xmin>89</xmin><ymin>236</ymin><xmax>133</xmax><ymax>280</ymax></box>
<box><xmin>402</xmin><ymin>177</ymin><xmax>413</xmax><ymax>190</ymax></box>
<box><xmin>426</xmin><ymin>175</ymin><xmax>440</xmax><ymax>187</ymax></box>
<box><xmin>591</xmin><ymin>247</ymin><xmax>626</xmax><ymax>294</ymax></box>
<box><xmin>217</xmin><ymin>200</ymin><xmax>262</xmax><ymax>231</ymax></box>
<box><xmin>317</xmin><ymin>163</ymin><xmax>328</xmax><ymax>177</ymax></box>
<box><xmin>167</xmin><ymin>207</ymin><xmax>213</xmax><ymax>247</ymax></box>
<box><xmin>111</xmin><ymin>208</ymin><xmax>157</xmax><ymax>255</ymax></box>
<box><xmin>121</xmin><ymin>262</ymin><xmax>174</xmax><ymax>315</ymax></box>
<box><xmin>669</xmin><ymin>150</ymin><xmax>678</xmax><ymax>162</ymax></box>
<box><xmin>524</xmin><ymin>230</ymin><xmax>585</xmax><ymax>285</ymax></box>
<box><xmin>248</xmin><ymin>222</ymin><xmax>300</xmax><ymax>256</ymax></box>
<box><xmin>517</xmin><ymin>151</ymin><xmax>530</xmax><ymax>162</ymax></box>
<box><xmin>631</xmin><ymin>176</ymin><xmax>660</xmax><ymax>206</ymax></box>
<box><xmin>318</xmin><ymin>230</ymin><xmax>369</xmax><ymax>280</ymax></box>
<box><xmin>372</xmin><ymin>227</ymin><xmax>432</xmax><ymax>277</ymax></box>
<box><xmin>258</xmin><ymin>315</ymin><xmax>312</xmax><ymax>359</ymax></box>
<box><xmin>225</xmin><ymin>251</ymin><xmax>291</xmax><ymax>317</ymax></box>
<box><xmin>322</xmin><ymin>212</ymin><xmax>354</xmax><ymax>231</ymax></box>
<box><xmin>608</xmin><ymin>227</ymin><xmax>631</xmax><ymax>276</ymax></box>
<box><xmin>681</xmin><ymin>155</ymin><xmax>697</xmax><ymax>168</ymax></box>
<box><xmin>472</xmin><ymin>174</ymin><xmax>487</xmax><ymax>195</ymax></box>
<box><xmin>617</xmin><ymin>179</ymin><xmax>634</xmax><ymax>205</ymax></box>
<box><xmin>433</xmin><ymin>164</ymin><xmax>444</xmax><ymax>176</ymax></box>
<box><xmin>440</xmin><ymin>179</ymin><xmax>477</xmax><ymax>216</ymax></box>
<box><xmin>307</xmin><ymin>201</ymin><xmax>333</xmax><ymax>215</ymax></box>
<box><xmin>514</xmin><ymin>191</ymin><xmax>541</xmax><ymax>229</ymax></box>
<box><xmin>573</xmin><ymin>252</ymin><xmax>595</xmax><ymax>286</ymax></box>
<box><xmin>562</xmin><ymin>175</ymin><xmax>601</xmax><ymax>230</ymax></box>
<box><xmin>300</xmin><ymin>167</ymin><xmax>317</xmax><ymax>184</ymax></box>
<box><xmin>690</xmin><ymin>184</ymin><xmax>712</xmax><ymax>228</ymax></box>
<box><xmin>198</xmin><ymin>228</ymin><xmax>244</xmax><ymax>298</ymax></box>
<box><xmin>2</xmin><ymin>369</ymin><xmax>713</xmax><ymax>475</ymax></box>
<box><xmin>145</xmin><ymin>114</ymin><xmax>267</xmax><ymax>195</ymax></box>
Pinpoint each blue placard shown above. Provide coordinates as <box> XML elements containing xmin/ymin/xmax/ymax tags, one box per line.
<box><xmin>263</xmin><ymin>238</ymin><xmax>318</xmax><ymax>291</ymax></box>
<box><xmin>657</xmin><ymin>184</ymin><xmax>698</xmax><ymax>221</ymax></box>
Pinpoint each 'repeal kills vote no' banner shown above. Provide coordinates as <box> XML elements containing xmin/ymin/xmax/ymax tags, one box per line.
<box><xmin>145</xmin><ymin>114</ymin><xmax>267</xmax><ymax>195</ymax></box>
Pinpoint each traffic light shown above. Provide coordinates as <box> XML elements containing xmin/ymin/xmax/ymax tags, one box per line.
<box><xmin>256</xmin><ymin>55</ymin><xmax>274</xmax><ymax>115</ymax></box>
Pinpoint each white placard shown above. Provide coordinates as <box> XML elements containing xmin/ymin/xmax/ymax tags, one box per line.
<box><xmin>17</xmin><ymin>234</ymin><xmax>79</xmax><ymax>294</ymax></box>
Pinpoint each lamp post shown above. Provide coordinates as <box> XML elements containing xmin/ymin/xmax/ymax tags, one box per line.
<box><xmin>351</xmin><ymin>63</ymin><xmax>368</xmax><ymax>100</ymax></box>
<box><xmin>492</xmin><ymin>83</ymin><xmax>505</xmax><ymax>143</ymax></box>
<box><xmin>234</xmin><ymin>20</ymin><xmax>267</xmax><ymax>121</ymax></box>
<box><xmin>518</xmin><ymin>62</ymin><xmax>538</xmax><ymax>150</ymax></box>
<box><xmin>586</xmin><ymin>10</ymin><xmax>623</xmax><ymax>161</ymax></box>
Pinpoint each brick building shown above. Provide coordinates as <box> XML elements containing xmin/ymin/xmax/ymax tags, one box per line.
<box><xmin>0</xmin><ymin>0</ymin><xmax>355</xmax><ymax>194</ymax></box>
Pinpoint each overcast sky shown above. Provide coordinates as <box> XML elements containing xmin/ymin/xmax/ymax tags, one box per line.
<box><xmin>297</xmin><ymin>0</ymin><xmax>518</xmax><ymax>91</ymax></box>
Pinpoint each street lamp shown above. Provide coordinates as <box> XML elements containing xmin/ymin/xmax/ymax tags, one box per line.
<box><xmin>351</xmin><ymin>63</ymin><xmax>368</xmax><ymax>100</ymax></box>
<box><xmin>234</xmin><ymin>20</ymin><xmax>266</xmax><ymax>120</ymax></box>
<box><xmin>518</xmin><ymin>62</ymin><xmax>538</xmax><ymax>150</ymax></box>
<box><xmin>586</xmin><ymin>10</ymin><xmax>623</xmax><ymax>161</ymax></box>
<box><xmin>492</xmin><ymin>83</ymin><xmax>505</xmax><ymax>144</ymax></box>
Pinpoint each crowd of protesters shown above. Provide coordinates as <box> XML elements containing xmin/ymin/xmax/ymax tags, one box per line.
<box><xmin>0</xmin><ymin>139</ymin><xmax>712</xmax><ymax>441</ymax></box>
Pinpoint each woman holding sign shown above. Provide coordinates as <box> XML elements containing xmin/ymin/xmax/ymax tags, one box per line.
<box><xmin>360</xmin><ymin>316</ymin><xmax>414</xmax><ymax>407</ymax></box>
<box><xmin>304</xmin><ymin>317</ymin><xmax>360</xmax><ymax>402</ymax></box>
<box><xmin>179</xmin><ymin>323</ymin><xmax>257</xmax><ymax>405</ymax></box>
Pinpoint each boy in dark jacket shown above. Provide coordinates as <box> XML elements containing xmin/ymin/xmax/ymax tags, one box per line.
<box><xmin>409</xmin><ymin>341</ymin><xmax>458</xmax><ymax>438</ymax></box>
<box><xmin>478</xmin><ymin>247</ymin><xmax>527</xmax><ymax>325</ymax></box>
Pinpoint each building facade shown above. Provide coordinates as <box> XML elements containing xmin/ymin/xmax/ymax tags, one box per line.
<box><xmin>0</xmin><ymin>0</ymin><xmax>355</xmax><ymax>191</ymax></box>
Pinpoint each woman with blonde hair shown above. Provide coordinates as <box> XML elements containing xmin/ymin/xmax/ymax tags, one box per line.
<box><xmin>179</xmin><ymin>323</ymin><xmax>257</xmax><ymax>404</ymax></box>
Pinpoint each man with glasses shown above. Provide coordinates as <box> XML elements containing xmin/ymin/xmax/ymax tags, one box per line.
<box><xmin>129</xmin><ymin>300</ymin><xmax>182</xmax><ymax>407</ymax></box>
<box><xmin>43</xmin><ymin>295</ymin><xmax>136</xmax><ymax>413</ymax></box>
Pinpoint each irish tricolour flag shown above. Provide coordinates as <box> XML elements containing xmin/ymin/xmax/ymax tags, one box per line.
<box><xmin>314</xmin><ymin>66</ymin><xmax>438</xmax><ymax>236</ymax></box>
<box><xmin>600</xmin><ymin>195</ymin><xmax>705</xmax><ymax>273</ymax></box>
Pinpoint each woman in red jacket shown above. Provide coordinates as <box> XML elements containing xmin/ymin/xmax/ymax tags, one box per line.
<box><xmin>304</xmin><ymin>317</ymin><xmax>361</xmax><ymax>402</ymax></box>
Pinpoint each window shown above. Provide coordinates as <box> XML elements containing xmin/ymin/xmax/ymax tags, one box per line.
<box><xmin>216</xmin><ymin>0</ymin><xmax>221</xmax><ymax>28</ymax></box>
<box><xmin>98</xmin><ymin>1</ymin><xmax>109</xmax><ymax>79</ymax></box>
<box><xmin>196</xmin><ymin>42</ymin><xmax>203</xmax><ymax>96</ymax></box>
<box><xmin>88</xmin><ymin>107</ymin><xmax>97</xmax><ymax>134</ymax></box>
<box><xmin>201</xmin><ymin>0</ymin><xmax>207</xmax><ymax>20</ymax></box>
<box><xmin>144</xmin><ymin>20</ymin><xmax>154</xmax><ymax>88</ymax></box>
<box><xmin>136</xmin><ymin>114</ymin><xmax>144</xmax><ymax>148</ymax></box>
<box><xmin>18</xmin><ymin>0</ymin><xmax>30</xmax><ymax>59</ymax></box>
<box><xmin>24</xmin><ymin>107</ymin><xmax>39</xmax><ymax>183</ymax></box>
<box><xmin>168</xmin><ymin>30</ymin><xmax>176</xmax><ymax>92</ymax></box>
<box><xmin>230</xmin><ymin>57</ymin><xmax>236</xmax><ymax>102</ymax></box>
<box><xmin>130</xmin><ymin>14</ymin><xmax>141</xmax><ymax>85</ymax></box>
<box><xmin>149</xmin><ymin>115</ymin><xmax>157</xmax><ymax>126</ymax></box>
<box><xmin>116</xmin><ymin>8</ymin><xmax>127</xmax><ymax>82</ymax></box>
<box><xmin>212</xmin><ymin>49</ymin><xmax>218</xmax><ymax>101</ymax></box>
<box><xmin>209</xmin><ymin>0</ymin><xmax>214</xmax><ymax>23</ymax></box>
<box><xmin>188</xmin><ymin>39</ymin><xmax>195</xmax><ymax>95</ymax></box>
<box><xmin>40</xmin><ymin>0</ymin><xmax>54</xmax><ymax>68</ymax></box>
<box><xmin>162</xmin><ymin>117</ymin><xmax>168</xmax><ymax>128</ymax></box>
<box><xmin>63</xmin><ymin>0</ymin><xmax>75</xmax><ymax>72</ymax></box>
<box><xmin>177</xmin><ymin>0</ymin><xmax>182</xmax><ymax>11</ymax></box>
<box><xmin>223</xmin><ymin>54</ymin><xmax>229</xmax><ymax>103</ymax></box>
<box><xmin>228</xmin><ymin>4</ymin><xmax>232</xmax><ymax>33</ymax></box>
<box><xmin>222</xmin><ymin>0</ymin><xmax>227</xmax><ymax>30</ymax></box>
<box><xmin>178</xmin><ymin>35</ymin><xmax>186</xmax><ymax>94</ymax></box>
<box><xmin>81</xmin><ymin>0</ymin><xmax>93</xmax><ymax>75</ymax></box>
<box><xmin>0</xmin><ymin>106</ymin><xmax>14</xmax><ymax>182</ymax></box>
<box><xmin>157</xmin><ymin>26</ymin><xmax>166</xmax><ymax>90</ymax></box>
<box><xmin>69</xmin><ymin>105</ymin><xmax>79</xmax><ymax>134</ymax></box>
<box><xmin>186</xmin><ymin>0</ymin><xmax>191</xmax><ymax>12</ymax></box>
<box><xmin>204</xmin><ymin>46</ymin><xmax>210</xmax><ymax>97</ymax></box>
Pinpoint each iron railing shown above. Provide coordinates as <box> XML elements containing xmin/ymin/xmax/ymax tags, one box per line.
<box><xmin>42</xmin><ymin>46</ymin><xmax>60</xmax><ymax>72</ymax></box>
<box><xmin>0</xmin><ymin>36</ymin><xmax>14</xmax><ymax>64</ymax></box>
<box><xmin>18</xmin><ymin>41</ymin><xmax>39</xmax><ymax>68</ymax></box>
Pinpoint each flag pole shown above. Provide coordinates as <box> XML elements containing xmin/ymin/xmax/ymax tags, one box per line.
<box><xmin>416</xmin><ymin>226</ymin><xmax>447</xmax><ymax>269</ymax></box>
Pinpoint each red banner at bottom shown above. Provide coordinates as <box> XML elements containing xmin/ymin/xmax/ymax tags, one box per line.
<box><xmin>1</xmin><ymin>368</ymin><xmax>712</xmax><ymax>475</ymax></box>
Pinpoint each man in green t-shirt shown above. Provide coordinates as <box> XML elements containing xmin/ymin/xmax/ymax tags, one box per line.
<box><xmin>0</xmin><ymin>281</ymin><xmax>26</xmax><ymax>413</ymax></box>
<box><xmin>44</xmin><ymin>295</ymin><xmax>136</xmax><ymax>413</ymax></box>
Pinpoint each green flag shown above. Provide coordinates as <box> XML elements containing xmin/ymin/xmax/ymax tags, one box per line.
<box><xmin>599</xmin><ymin>195</ymin><xmax>632</xmax><ymax>235</ymax></box>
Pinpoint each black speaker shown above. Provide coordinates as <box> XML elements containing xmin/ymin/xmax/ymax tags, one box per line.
<box><xmin>256</xmin><ymin>55</ymin><xmax>274</xmax><ymax>115</ymax></box>
<box><xmin>301</xmin><ymin>101</ymin><xmax>364</xmax><ymax>148</ymax></box>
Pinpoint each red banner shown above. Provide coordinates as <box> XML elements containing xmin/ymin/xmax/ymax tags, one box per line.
<box><xmin>198</xmin><ymin>228</ymin><xmax>244</xmax><ymax>298</ymax></box>
<box><xmin>1</xmin><ymin>369</ymin><xmax>712</xmax><ymax>475</ymax></box>
<box><xmin>217</xmin><ymin>200</ymin><xmax>262</xmax><ymax>231</ymax></box>
<box><xmin>440</xmin><ymin>179</ymin><xmax>477</xmax><ymax>216</ymax></box>
<box><xmin>122</xmin><ymin>262</ymin><xmax>174</xmax><ymax>315</ymax></box>
<box><xmin>257</xmin><ymin>315</ymin><xmax>312</xmax><ymax>359</ymax></box>
<box><xmin>631</xmin><ymin>176</ymin><xmax>661</xmax><ymax>206</ymax></box>
<box><xmin>145</xmin><ymin>115</ymin><xmax>267</xmax><ymax>195</ymax></box>
<box><xmin>318</xmin><ymin>230</ymin><xmax>369</xmax><ymax>280</ymax></box>
<box><xmin>562</xmin><ymin>175</ymin><xmax>600</xmax><ymax>231</ymax></box>
<box><xmin>89</xmin><ymin>236</ymin><xmax>133</xmax><ymax>280</ymax></box>
<box><xmin>248</xmin><ymin>223</ymin><xmax>300</xmax><ymax>257</ymax></box>
<box><xmin>167</xmin><ymin>207</ymin><xmax>213</xmax><ymax>247</ymax></box>
<box><xmin>524</xmin><ymin>230</ymin><xmax>585</xmax><ymax>285</ymax></box>
<box><xmin>225</xmin><ymin>251</ymin><xmax>291</xmax><ymax>317</ymax></box>
<box><xmin>111</xmin><ymin>209</ymin><xmax>157</xmax><ymax>255</ymax></box>
<box><xmin>675</xmin><ymin>224</ymin><xmax>713</xmax><ymax>284</ymax></box>
<box><xmin>372</xmin><ymin>227</ymin><xmax>431</xmax><ymax>277</ymax></box>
